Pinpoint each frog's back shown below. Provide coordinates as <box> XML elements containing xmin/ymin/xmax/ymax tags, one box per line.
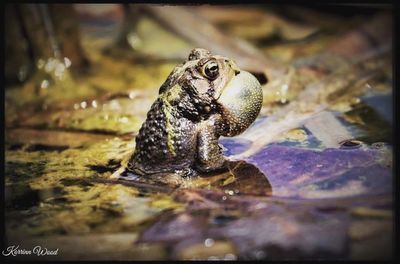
<box><xmin>127</xmin><ymin>98</ymin><xmax>197</xmax><ymax>175</ymax></box>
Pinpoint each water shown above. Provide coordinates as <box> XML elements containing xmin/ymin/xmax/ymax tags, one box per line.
<box><xmin>4</xmin><ymin>4</ymin><xmax>393</xmax><ymax>260</ymax></box>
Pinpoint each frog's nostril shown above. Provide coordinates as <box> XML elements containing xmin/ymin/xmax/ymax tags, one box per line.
<box><xmin>228</xmin><ymin>60</ymin><xmax>240</xmax><ymax>73</ymax></box>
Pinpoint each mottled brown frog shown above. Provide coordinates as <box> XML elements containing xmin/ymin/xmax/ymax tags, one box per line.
<box><xmin>125</xmin><ymin>48</ymin><xmax>262</xmax><ymax>178</ymax></box>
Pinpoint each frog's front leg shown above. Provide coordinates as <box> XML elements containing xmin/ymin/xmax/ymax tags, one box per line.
<box><xmin>195</xmin><ymin>115</ymin><xmax>227</xmax><ymax>173</ymax></box>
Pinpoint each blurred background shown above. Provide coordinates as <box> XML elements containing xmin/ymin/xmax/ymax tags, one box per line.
<box><xmin>4</xmin><ymin>4</ymin><xmax>393</xmax><ymax>261</ymax></box>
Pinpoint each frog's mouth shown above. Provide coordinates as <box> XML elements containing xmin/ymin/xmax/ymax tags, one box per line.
<box><xmin>216</xmin><ymin>71</ymin><xmax>263</xmax><ymax>136</ymax></box>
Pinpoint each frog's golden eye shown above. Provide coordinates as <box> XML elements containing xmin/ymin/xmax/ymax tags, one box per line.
<box><xmin>202</xmin><ymin>60</ymin><xmax>219</xmax><ymax>80</ymax></box>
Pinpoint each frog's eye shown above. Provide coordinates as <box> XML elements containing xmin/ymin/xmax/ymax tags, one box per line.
<box><xmin>202</xmin><ymin>60</ymin><xmax>219</xmax><ymax>80</ymax></box>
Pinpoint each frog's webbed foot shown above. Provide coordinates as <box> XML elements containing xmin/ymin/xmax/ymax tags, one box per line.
<box><xmin>113</xmin><ymin>165</ymin><xmax>199</xmax><ymax>188</ymax></box>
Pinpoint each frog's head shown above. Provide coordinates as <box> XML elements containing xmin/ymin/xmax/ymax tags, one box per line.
<box><xmin>160</xmin><ymin>48</ymin><xmax>263</xmax><ymax>136</ymax></box>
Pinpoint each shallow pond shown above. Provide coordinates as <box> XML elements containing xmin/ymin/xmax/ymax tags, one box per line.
<box><xmin>4</xmin><ymin>4</ymin><xmax>393</xmax><ymax>261</ymax></box>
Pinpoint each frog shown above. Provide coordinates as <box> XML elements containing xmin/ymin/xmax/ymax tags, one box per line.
<box><xmin>121</xmin><ymin>48</ymin><xmax>262</xmax><ymax>181</ymax></box>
